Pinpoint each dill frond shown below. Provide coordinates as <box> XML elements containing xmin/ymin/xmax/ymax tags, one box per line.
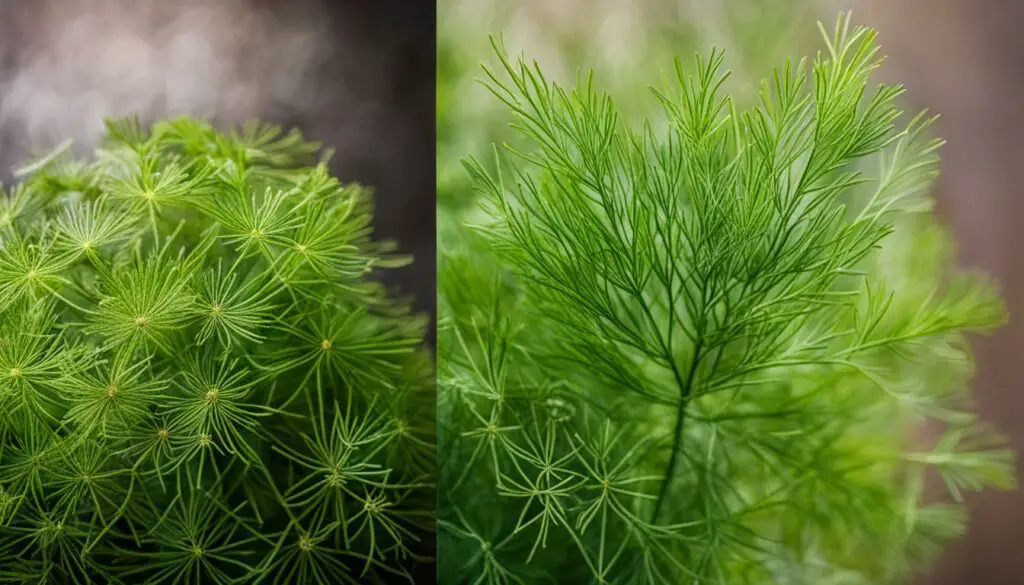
<box><xmin>438</xmin><ymin>12</ymin><xmax>1015</xmax><ymax>585</ymax></box>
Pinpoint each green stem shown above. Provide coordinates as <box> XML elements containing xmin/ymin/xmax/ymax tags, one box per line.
<box><xmin>651</xmin><ymin>341</ymin><xmax>702</xmax><ymax>524</ymax></box>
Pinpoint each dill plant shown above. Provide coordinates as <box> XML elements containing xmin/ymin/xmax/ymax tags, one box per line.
<box><xmin>438</xmin><ymin>13</ymin><xmax>1016</xmax><ymax>585</ymax></box>
<box><xmin>437</xmin><ymin>0</ymin><xmax>818</xmax><ymax>215</ymax></box>
<box><xmin>0</xmin><ymin>116</ymin><xmax>434</xmax><ymax>584</ymax></box>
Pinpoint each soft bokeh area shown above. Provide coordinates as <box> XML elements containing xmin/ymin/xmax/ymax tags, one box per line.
<box><xmin>438</xmin><ymin>1</ymin><xmax>1024</xmax><ymax>583</ymax></box>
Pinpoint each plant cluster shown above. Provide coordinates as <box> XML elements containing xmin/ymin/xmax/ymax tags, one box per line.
<box><xmin>0</xmin><ymin>116</ymin><xmax>434</xmax><ymax>584</ymax></box>
<box><xmin>438</xmin><ymin>13</ymin><xmax>1015</xmax><ymax>585</ymax></box>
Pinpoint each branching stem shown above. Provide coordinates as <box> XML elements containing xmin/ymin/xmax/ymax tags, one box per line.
<box><xmin>651</xmin><ymin>341</ymin><xmax>702</xmax><ymax>524</ymax></box>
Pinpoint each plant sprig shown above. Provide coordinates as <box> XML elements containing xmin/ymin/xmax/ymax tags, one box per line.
<box><xmin>438</xmin><ymin>12</ymin><xmax>1014</xmax><ymax>585</ymax></box>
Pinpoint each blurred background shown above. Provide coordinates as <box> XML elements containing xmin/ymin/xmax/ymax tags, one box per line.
<box><xmin>0</xmin><ymin>0</ymin><xmax>435</xmax><ymax>317</ymax></box>
<box><xmin>438</xmin><ymin>1</ymin><xmax>1024</xmax><ymax>583</ymax></box>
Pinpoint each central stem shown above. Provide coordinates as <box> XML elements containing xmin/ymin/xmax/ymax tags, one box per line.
<box><xmin>651</xmin><ymin>342</ymin><xmax>702</xmax><ymax>524</ymax></box>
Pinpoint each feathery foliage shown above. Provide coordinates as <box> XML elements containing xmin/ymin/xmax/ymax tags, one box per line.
<box><xmin>0</xmin><ymin>115</ymin><xmax>434</xmax><ymax>584</ymax></box>
<box><xmin>438</xmin><ymin>13</ymin><xmax>1015</xmax><ymax>585</ymax></box>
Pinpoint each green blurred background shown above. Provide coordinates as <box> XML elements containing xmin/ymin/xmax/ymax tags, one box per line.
<box><xmin>437</xmin><ymin>1</ymin><xmax>1024</xmax><ymax>584</ymax></box>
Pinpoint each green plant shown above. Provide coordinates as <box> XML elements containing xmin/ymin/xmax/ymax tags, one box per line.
<box><xmin>0</xmin><ymin>116</ymin><xmax>434</xmax><ymax>584</ymax></box>
<box><xmin>437</xmin><ymin>0</ymin><xmax>818</xmax><ymax>215</ymax></box>
<box><xmin>438</xmin><ymin>13</ymin><xmax>1016</xmax><ymax>585</ymax></box>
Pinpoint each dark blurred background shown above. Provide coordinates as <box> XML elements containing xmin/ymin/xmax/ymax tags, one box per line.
<box><xmin>0</xmin><ymin>0</ymin><xmax>436</xmax><ymax>319</ymax></box>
